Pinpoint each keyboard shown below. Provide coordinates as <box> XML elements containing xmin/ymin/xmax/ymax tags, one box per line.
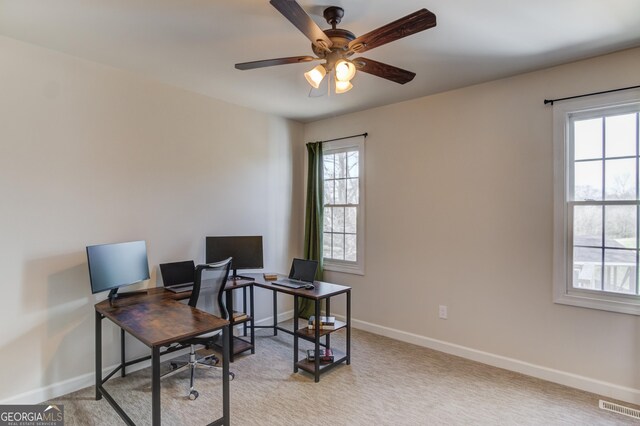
<box><xmin>165</xmin><ymin>283</ymin><xmax>194</xmax><ymax>293</ymax></box>
<box><xmin>272</xmin><ymin>278</ymin><xmax>308</xmax><ymax>289</ymax></box>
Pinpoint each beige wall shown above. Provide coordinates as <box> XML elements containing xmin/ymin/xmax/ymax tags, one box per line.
<box><xmin>304</xmin><ymin>48</ymin><xmax>640</xmax><ymax>401</ymax></box>
<box><xmin>0</xmin><ymin>36</ymin><xmax>303</xmax><ymax>402</ymax></box>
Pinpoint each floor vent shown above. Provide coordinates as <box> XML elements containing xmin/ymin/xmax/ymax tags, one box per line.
<box><xmin>599</xmin><ymin>400</ymin><xmax>640</xmax><ymax>420</ymax></box>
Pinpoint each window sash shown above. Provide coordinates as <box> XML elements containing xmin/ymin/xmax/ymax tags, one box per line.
<box><xmin>554</xmin><ymin>91</ymin><xmax>640</xmax><ymax>314</ymax></box>
<box><xmin>321</xmin><ymin>137</ymin><xmax>365</xmax><ymax>275</ymax></box>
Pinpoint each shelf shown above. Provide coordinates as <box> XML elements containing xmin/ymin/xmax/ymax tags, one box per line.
<box><xmin>295</xmin><ymin>320</ymin><xmax>347</xmax><ymax>340</ymax></box>
<box><xmin>295</xmin><ymin>348</ymin><xmax>347</xmax><ymax>374</ymax></box>
<box><xmin>213</xmin><ymin>335</ymin><xmax>253</xmax><ymax>356</ymax></box>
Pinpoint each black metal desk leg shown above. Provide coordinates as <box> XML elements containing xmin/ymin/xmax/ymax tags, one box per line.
<box><xmin>249</xmin><ymin>284</ymin><xmax>255</xmax><ymax>354</ymax></box>
<box><xmin>95</xmin><ymin>311</ymin><xmax>102</xmax><ymax>400</ymax></box>
<box><xmin>293</xmin><ymin>295</ymin><xmax>299</xmax><ymax>373</ymax></box>
<box><xmin>272</xmin><ymin>290</ymin><xmax>278</xmax><ymax>336</ymax></box>
<box><xmin>325</xmin><ymin>298</ymin><xmax>331</xmax><ymax>349</ymax></box>
<box><xmin>222</xmin><ymin>325</ymin><xmax>230</xmax><ymax>426</ymax></box>
<box><xmin>346</xmin><ymin>290</ymin><xmax>351</xmax><ymax>365</ymax></box>
<box><xmin>121</xmin><ymin>329</ymin><xmax>126</xmax><ymax>377</ymax></box>
<box><xmin>151</xmin><ymin>346</ymin><xmax>161</xmax><ymax>425</ymax></box>
<box><xmin>314</xmin><ymin>299</ymin><xmax>321</xmax><ymax>382</ymax></box>
<box><xmin>226</xmin><ymin>289</ymin><xmax>235</xmax><ymax>363</ymax></box>
<box><xmin>242</xmin><ymin>287</ymin><xmax>248</xmax><ymax>336</ymax></box>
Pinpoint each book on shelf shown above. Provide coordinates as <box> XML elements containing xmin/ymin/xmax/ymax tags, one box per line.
<box><xmin>232</xmin><ymin>310</ymin><xmax>248</xmax><ymax>322</ymax></box>
<box><xmin>306</xmin><ymin>348</ymin><xmax>334</xmax><ymax>363</ymax></box>
<box><xmin>262</xmin><ymin>273</ymin><xmax>278</xmax><ymax>281</ymax></box>
<box><xmin>308</xmin><ymin>315</ymin><xmax>336</xmax><ymax>329</ymax></box>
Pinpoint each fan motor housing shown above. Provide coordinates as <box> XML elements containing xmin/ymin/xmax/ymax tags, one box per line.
<box><xmin>312</xmin><ymin>28</ymin><xmax>356</xmax><ymax>58</ymax></box>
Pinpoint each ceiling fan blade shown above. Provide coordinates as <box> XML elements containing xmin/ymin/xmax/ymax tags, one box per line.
<box><xmin>270</xmin><ymin>0</ymin><xmax>333</xmax><ymax>51</ymax></box>
<box><xmin>354</xmin><ymin>57</ymin><xmax>416</xmax><ymax>84</ymax></box>
<box><xmin>348</xmin><ymin>9</ymin><xmax>436</xmax><ymax>54</ymax></box>
<box><xmin>235</xmin><ymin>56</ymin><xmax>318</xmax><ymax>70</ymax></box>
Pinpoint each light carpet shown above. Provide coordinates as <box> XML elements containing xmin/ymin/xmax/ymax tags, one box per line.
<box><xmin>47</xmin><ymin>325</ymin><xmax>638</xmax><ymax>425</ymax></box>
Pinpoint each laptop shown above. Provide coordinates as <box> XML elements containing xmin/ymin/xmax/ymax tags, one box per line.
<box><xmin>273</xmin><ymin>258</ymin><xmax>318</xmax><ymax>289</ymax></box>
<box><xmin>160</xmin><ymin>260</ymin><xmax>196</xmax><ymax>293</ymax></box>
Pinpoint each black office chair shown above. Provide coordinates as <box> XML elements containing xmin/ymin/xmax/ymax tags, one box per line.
<box><xmin>161</xmin><ymin>257</ymin><xmax>235</xmax><ymax>400</ymax></box>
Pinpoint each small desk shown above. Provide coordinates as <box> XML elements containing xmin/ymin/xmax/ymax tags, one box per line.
<box><xmin>250</xmin><ymin>274</ymin><xmax>351</xmax><ymax>382</ymax></box>
<box><xmin>95</xmin><ymin>289</ymin><xmax>231</xmax><ymax>426</ymax></box>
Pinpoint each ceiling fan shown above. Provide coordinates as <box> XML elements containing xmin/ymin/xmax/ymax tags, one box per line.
<box><xmin>235</xmin><ymin>0</ymin><xmax>437</xmax><ymax>94</ymax></box>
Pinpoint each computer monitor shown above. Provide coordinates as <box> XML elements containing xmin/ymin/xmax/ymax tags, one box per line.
<box><xmin>205</xmin><ymin>236</ymin><xmax>263</xmax><ymax>280</ymax></box>
<box><xmin>86</xmin><ymin>240</ymin><xmax>150</xmax><ymax>301</ymax></box>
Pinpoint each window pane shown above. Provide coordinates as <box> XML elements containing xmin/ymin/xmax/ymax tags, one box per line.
<box><xmin>347</xmin><ymin>151</ymin><xmax>359</xmax><ymax>177</ymax></box>
<box><xmin>574</xmin><ymin>118</ymin><xmax>602</xmax><ymax>160</ymax></box>
<box><xmin>323</xmin><ymin>154</ymin><xmax>335</xmax><ymax>179</ymax></box>
<box><xmin>572</xmin><ymin>247</ymin><xmax>602</xmax><ymax>290</ymax></box>
<box><xmin>335</xmin><ymin>152</ymin><xmax>346</xmax><ymax>178</ymax></box>
<box><xmin>332</xmin><ymin>207</ymin><xmax>345</xmax><ymax>232</ymax></box>
<box><xmin>332</xmin><ymin>233</ymin><xmax>344</xmax><ymax>260</ymax></box>
<box><xmin>345</xmin><ymin>207</ymin><xmax>357</xmax><ymax>233</ymax></box>
<box><xmin>604</xmin><ymin>158</ymin><xmax>636</xmax><ymax>200</ymax></box>
<box><xmin>324</xmin><ymin>207</ymin><xmax>332</xmax><ymax>232</ymax></box>
<box><xmin>335</xmin><ymin>179</ymin><xmax>346</xmax><ymax>204</ymax></box>
<box><xmin>574</xmin><ymin>160</ymin><xmax>602</xmax><ymax>200</ymax></box>
<box><xmin>605</xmin><ymin>113</ymin><xmax>637</xmax><ymax>158</ymax></box>
<box><xmin>324</xmin><ymin>180</ymin><xmax>335</xmax><ymax>205</ymax></box>
<box><xmin>347</xmin><ymin>178</ymin><xmax>359</xmax><ymax>204</ymax></box>
<box><xmin>323</xmin><ymin>232</ymin><xmax>332</xmax><ymax>259</ymax></box>
<box><xmin>345</xmin><ymin>234</ymin><xmax>357</xmax><ymax>261</ymax></box>
<box><xmin>573</xmin><ymin>205</ymin><xmax>602</xmax><ymax>247</ymax></box>
<box><xmin>604</xmin><ymin>249</ymin><xmax>636</xmax><ymax>294</ymax></box>
<box><xmin>604</xmin><ymin>205</ymin><xmax>636</xmax><ymax>248</ymax></box>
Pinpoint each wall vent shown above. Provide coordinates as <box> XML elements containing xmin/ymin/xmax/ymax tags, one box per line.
<box><xmin>599</xmin><ymin>400</ymin><xmax>640</xmax><ymax>420</ymax></box>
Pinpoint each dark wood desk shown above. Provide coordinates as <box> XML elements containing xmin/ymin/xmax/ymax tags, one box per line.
<box><xmin>249</xmin><ymin>273</ymin><xmax>351</xmax><ymax>382</ymax></box>
<box><xmin>95</xmin><ymin>288</ymin><xmax>231</xmax><ymax>426</ymax></box>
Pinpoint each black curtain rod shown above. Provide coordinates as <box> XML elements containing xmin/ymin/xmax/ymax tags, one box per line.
<box><xmin>307</xmin><ymin>132</ymin><xmax>368</xmax><ymax>145</ymax></box>
<box><xmin>544</xmin><ymin>85</ymin><xmax>640</xmax><ymax>105</ymax></box>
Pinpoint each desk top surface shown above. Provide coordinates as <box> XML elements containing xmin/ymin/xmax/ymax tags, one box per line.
<box><xmin>95</xmin><ymin>288</ymin><xmax>229</xmax><ymax>348</ymax></box>
<box><xmin>243</xmin><ymin>273</ymin><xmax>351</xmax><ymax>299</ymax></box>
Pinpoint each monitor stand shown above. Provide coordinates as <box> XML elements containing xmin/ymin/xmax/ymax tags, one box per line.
<box><xmin>108</xmin><ymin>288</ymin><xmax>149</xmax><ymax>303</ymax></box>
<box><xmin>229</xmin><ymin>269</ymin><xmax>255</xmax><ymax>281</ymax></box>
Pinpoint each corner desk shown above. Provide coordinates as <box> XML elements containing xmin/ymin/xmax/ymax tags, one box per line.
<box><xmin>248</xmin><ymin>273</ymin><xmax>352</xmax><ymax>382</ymax></box>
<box><xmin>95</xmin><ymin>288</ymin><xmax>231</xmax><ymax>426</ymax></box>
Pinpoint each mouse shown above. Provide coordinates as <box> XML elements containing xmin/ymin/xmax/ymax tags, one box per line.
<box><xmin>305</xmin><ymin>284</ymin><xmax>315</xmax><ymax>290</ymax></box>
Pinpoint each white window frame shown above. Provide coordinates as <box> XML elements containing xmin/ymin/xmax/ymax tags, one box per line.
<box><xmin>553</xmin><ymin>88</ymin><xmax>640</xmax><ymax>315</ymax></box>
<box><xmin>323</xmin><ymin>137</ymin><xmax>365</xmax><ymax>275</ymax></box>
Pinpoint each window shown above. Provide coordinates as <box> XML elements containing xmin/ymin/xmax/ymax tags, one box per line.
<box><xmin>553</xmin><ymin>89</ymin><xmax>640</xmax><ymax>314</ymax></box>
<box><xmin>322</xmin><ymin>137</ymin><xmax>365</xmax><ymax>275</ymax></box>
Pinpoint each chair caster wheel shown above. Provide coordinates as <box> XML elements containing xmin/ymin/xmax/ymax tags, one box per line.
<box><xmin>189</xmin><ymin>390</ymin><xmax>199</xmax><ymax>400</ymax></box>
<box><xmin>229</xmin><ymin>372</ymin><xmax>235</xmax><ymax>381</ymax></box>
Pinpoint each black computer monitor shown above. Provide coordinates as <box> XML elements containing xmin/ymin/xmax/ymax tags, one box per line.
<box><xmin>205</xmin><ymin>236</ymin><xmax>263</xmax><ymax>280</ymax></box>
<box><xmin>86</xmin><ymin>240</ymin><xmax>150</xmax><ymax>301</ymax></box>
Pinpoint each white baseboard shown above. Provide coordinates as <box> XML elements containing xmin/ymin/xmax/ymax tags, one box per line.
<box><xmin>7</xmin><ymin>310</ymin><xmax>638</xmax><ymax>407</ymax></box>
<box><xmin>0</xmin><ymin>347</ymin><xmax>182</xmax><ymax>405</ymax></box>
<box><xmin>351</xmin><ymin>318</ymin><xmax>640</xmax><ymax>405</ymax></box>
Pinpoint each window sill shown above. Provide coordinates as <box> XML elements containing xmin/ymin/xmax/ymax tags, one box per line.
<box><xmin>323</xmin><ymin>260</ymin><xmax>364</xmax><ymax>276</ymax></box>
<box><xmin>554</xmin><ymin>291</ymin><xmax>640</xmax><ymax>316</ymax></box>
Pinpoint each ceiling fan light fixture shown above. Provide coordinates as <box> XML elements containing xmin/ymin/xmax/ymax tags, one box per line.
<box><xmin>335</xmin><ymin>79</ymin><xmax>353</xmax><ymax>94</ymax></box>
<box><xmin>335</xmin><ymin>59</ymin><xmax>356</xmax><ymax>82</ymax></box>
<box><xmin>304</xmin><ymin>65</ymin><xmax>327</xmax><ymax>89</ymax></box>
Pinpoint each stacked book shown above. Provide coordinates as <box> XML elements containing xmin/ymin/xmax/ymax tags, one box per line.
<box><xmin>263</xmin><ymin>273</ymin><xmax>278</xmax><ymax>281</ymax></box>
<box><xmin>232</xmin><ymin>311</ymin><xmax>248</xmax><ymax>322</ymax></box>
<box><xmin>307</xmin><ymin>315</ymin><xmax>336</xmax><ymax>330</ymax></box>
<box><xmin>306</xmin><ymin>348</ymin><xmax>334</xmax><ymax>363</ymax></box>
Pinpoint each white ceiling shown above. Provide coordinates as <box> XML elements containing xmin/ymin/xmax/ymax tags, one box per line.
<box><xmin>2</xmin><ymin>0</ymin><xmax>640</xmax><ymax>122</ymax></box>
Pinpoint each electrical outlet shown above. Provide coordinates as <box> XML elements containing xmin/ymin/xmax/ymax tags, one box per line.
<box><xmin>439</xmin><ymin>305</ymin><xmax>448</xmax><ymax>319</ymax></box>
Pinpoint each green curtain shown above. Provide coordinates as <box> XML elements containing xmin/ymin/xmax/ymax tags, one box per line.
<box><xmin>299</xmin><ymin>142</ymin><xmax>324</xmax><ymax>318</ymax></box>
